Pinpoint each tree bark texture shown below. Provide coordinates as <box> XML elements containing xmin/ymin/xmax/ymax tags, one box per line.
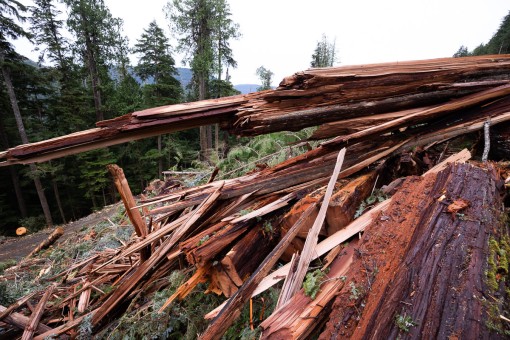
<box><xmin>320</xmin><ymin>162</ymin><xmax>509</xmax><ymax>339</ymax></box>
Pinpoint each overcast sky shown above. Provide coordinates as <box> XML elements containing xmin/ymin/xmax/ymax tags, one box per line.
<box><xmin>14</xmin><ymin>0</ymin><xmax>510</xmax><ymax>86</ymax></box>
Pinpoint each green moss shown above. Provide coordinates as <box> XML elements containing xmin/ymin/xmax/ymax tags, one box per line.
<box><xmin>485</xmin><ymin>233</ymin><xmax>510</xmax><ymax>336</ymax></box>
<box><xmin>487</xmin><ymin>238</ymin><xmax>501</xmax><ymax>291</ymax></box>
<box><xmin>197</xmin><ymin>234</ymin><xmax>210</xmax><ymax>246</ymax></box>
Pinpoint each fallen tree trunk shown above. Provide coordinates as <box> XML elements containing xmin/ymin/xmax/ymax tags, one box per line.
<box><xmin>321</xmin><ymin>162</ymin><xmax>509</xmax><ymax>339</ymax></box>
<box><xmin>26</xmin><ymin>227</ymin><xmax>64</xmax><ymax>258</ymax></box>
<box><xmin>2</xmin><ymin>55</ymin><xmax>510</xmax><ymax>166</ymax></box>
<box><xmin>0</xmin><ymin>305</ymin><xmax>52</xmax><ymax>335</ymax></box>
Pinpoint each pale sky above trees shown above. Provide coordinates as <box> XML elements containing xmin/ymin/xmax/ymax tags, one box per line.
<box><xmin>13</xmin><ymin>0</ymin><xmax>510</xmax><ymax>86</ymax></box>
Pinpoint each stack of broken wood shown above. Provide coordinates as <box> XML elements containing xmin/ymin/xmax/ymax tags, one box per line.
<box><xmin>1</xmin><ymin>55</ymin><xmax>510</xmax><ymax>339</ymax></box>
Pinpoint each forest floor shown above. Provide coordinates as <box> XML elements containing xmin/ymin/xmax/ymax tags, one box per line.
<box><xmin>0</xmin><ymin>203</ymin><xmax>120</xmax><ymax>262</ymax></box>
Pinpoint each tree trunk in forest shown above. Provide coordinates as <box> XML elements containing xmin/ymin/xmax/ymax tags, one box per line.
<box><xmin>0</xmin><ymin>117</ymin><xmax>27</xmax><ymax>217</ymax></box>
<box><xmin>1</xmin><ymin>59</ymin><xmax>53</xmax><ymax>227</ymax></box>
<box><xmin>8</xmin><ymin>166</ymin><xmax>28</xmax><ymax>218</ymax></box>
<box><xmin>79</xmin><ymin>3</ymin><xmax>103</xmax><ymax>122</ymax></box>
<box><xmin>157</xmin><ymin>135</ymin><xmax>163</xmax><ymax>179</ymax></box>
<box><xmin>215</xmin><ymin>124</ymin><xmax>219</xmax><ymax>153</ymax></box>
<box><xmin>198</xmin><ymin>73</ymin><xmax>212</xmax><ymax>161</ymax></box>
<box><xmin>52</xmin><ymin>180</ymin><xmax>66</xmax><ymax>224</ymax></box>
<box><xmin>206</xmin><ymin>124</ymin><xmax>213</xmax><ymax>152</ymax></box>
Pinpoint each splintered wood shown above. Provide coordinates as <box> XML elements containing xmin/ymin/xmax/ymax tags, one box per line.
<box><xmin>2</xmin><ymin>55</ymin><xmax>510</xmax><ymax>166</ymax></box>
<box><xmin>2</xmin><ymin>55</ymin><xmax>510</xmax><ymax>339</ymax></box>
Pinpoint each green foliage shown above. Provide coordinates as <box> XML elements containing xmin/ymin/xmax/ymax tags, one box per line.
<box><xmin>349</xmin><ymin>281</ymin><xmax>360</xmax><ymax>300</ymax></box>
<box><xmin>303</xmin><ymin>269</ymin><xmax>328</xmax><ymax>299</ymax></box>
<box><xmin>19</xmin><ymin>214</ymin><xmax>46</xmax><ymax>232</ymax></box>
<box><xmin>133</xmin><ymin>20</ymin><xmax>182</xmax><ymax>106</ymax></box>
<box><xmin>105</xmin><ymin>270</ymin><xmax>223</xmax><ymax>339</ymax></box>
<box><xmin>218</xmin><ymin>129</ymin><xmax>316</xmax><ymax>179</ymax></box>
<box><xmin>223</xmin><ymin>286</ymin><xmax>281</xmax><ymax>339</ymax></box>
<box><xmin>197</xmin><ymin>234</ymin><xmax>210</xmax><ymax>246</ymax></box>
<box><xmin>453</xmin><ymin>45</ymin><xmax>469</xmax><ymax>58</ymax></box>
<box><xmin>30</xmin><ymin>0</ymin><xmax>70</xmax><ymax>68</ymax></box>
<box><xmin>262</xmin><ymin>221</ymin><xmax>274</xmax><ymax>235</ymax></box>
<box><xmin>354</xmin><ymin>189</ymin><xmax>388</xmax><ymax>219</ymax></box>
<box><xmin>77</xmin><ymin>149</ymin><xmax>117</xmax><ymax>208</ymax></box>
<box><xmin>0</xmin><ymin>0</ymin><xmax>31</xmax><ymax>54</ymax></box>
<box><xmin>311</xmin><ymin>34</ymin><xmax>337</xmax><ymax>68</ymax></box>
<box><xmin>256</xmin><ymin>65</ymin><xmax>273</xmax><ymax>91</ymax></box>
<box><xmin>0</xmin><ymin>259</ymin><xmax>16</xmax><ymax>274</ymax></box>
<box><xmin>456</xmin><ymin>11</ymin><xmax>510</xmax><ymax>56</ymax></box>
<box><xmin>395</xmin><ymin>313</ymin><xmax>417</xmax><ymax>332</ymax></box>
<box><xmin>0</xmin><ymin>281</ymin><xmax>16</xmax><ymax>305</ymax></box>
<box><xmin>166</xmin><ymin>0</ymin><xmax>240</xmax><ymax>100</ymax></box>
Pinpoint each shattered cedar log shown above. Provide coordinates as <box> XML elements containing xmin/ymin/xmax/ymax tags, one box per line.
<box><xmin>200</xmin><ymin>203</ymin><xmax>319</xmax><ymax>340</ymax></box>
<box><xmin>277</xmin><ymin>149</ymin><xmax>346</xmax><ymax>305</ymax></box>
<box><xmin>2</xmin><ymin>55</ymin><xmax>510</xmax><ymax>166</ymax></box>
<box><xmin>321</xmin><ymin>162</ymin><xmax>510</xmax><ymax>339</ymax></box>
<box><xmin>227</xmin><ymin>150</ymin><xmax>471</xmax><ymax>337</ymax></box>
<box><xmin>203</xmin><ymin>150</ymin><xmax>471</xmax><ymax>321</ymax></box>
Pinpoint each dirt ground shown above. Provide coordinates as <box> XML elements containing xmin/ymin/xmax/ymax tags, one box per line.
<box><xmin>0</xmin><ymin>203</ymin><xmax>120</xmax><ymax>262</ymax></box>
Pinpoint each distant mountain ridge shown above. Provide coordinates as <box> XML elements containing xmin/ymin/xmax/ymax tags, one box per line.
<box><xmin>233</xmin><ymin>84</ymin><xmax>260</xmax><ymax>94</ymax></box>
<box><xmin>113</xmin><ymin>66</ymin><xmax>260</xmax><ymax>95</ymax></box>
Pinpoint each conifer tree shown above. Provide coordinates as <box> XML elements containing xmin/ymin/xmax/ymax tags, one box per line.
<box><xmin>63</xmin><ymin>0</ymin><xmax>124</xmax><ymax>122</ymax></box>
<box><xmin>310</xmin><ymin>34</ymin><xmax>337</xmax><ymax>68</ymax></box>
<box><xmin>165</xmin><ymin>0</ymin><xmax>239</xmax><ymax>160</ymax></box>
<box><xmin>133</xmin><ymin>20</ymin><xmax>182</xmax><ymax>107</ymax></box>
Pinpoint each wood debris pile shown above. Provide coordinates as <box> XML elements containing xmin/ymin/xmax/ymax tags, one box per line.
<box><xmin>1</xmin><ymin>55</ymin><xmax>510</xmax><ymax>339</ymax></box>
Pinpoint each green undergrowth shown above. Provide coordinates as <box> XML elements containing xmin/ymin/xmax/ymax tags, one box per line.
<box><xmin>99</xmin><ymin>269</ymin><xmax>281</xmax><ymax>339</ymax></box>
<box><xmin>0</xmin><ymin>205</ymin><xmax>131</xmax><ymax>307</ymax></box>
<box><xmin>0</xmin><ymin>259</ymin><xmax>16</xmax><ymax>274</ymax></box>
<box><xmin>303</xmin><ymin>268</ymin><xmax>329</xmax><ymax>299</ymax></box>
<box><xmin>354</xmin><ymin>189</ymin><xmax>388</xmax><ymax>219</ymax></box>
<box><xmin>215</xmin><ymin>128</ymin><xmax>319</xmax><ymax>179</ymax></box>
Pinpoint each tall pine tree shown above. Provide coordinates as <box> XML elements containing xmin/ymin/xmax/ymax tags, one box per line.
<box><xmin>310</xmin><ymin>34</ymin><xmax>337</xmax><ymax>68</ymax></box>
<box><xmin>63</xmin><ymin>0</ymin><xmax>124</xmax><ymax>122</ymax></box>
<box><xmin>165</xmin><ymin>0</ymin><xmax>239</xmax><ymax>160</ymax></box>
<box><xmin>133</xmin><ymin>20</ymin><xmax>182</xmax><ymax>107</ymax></box>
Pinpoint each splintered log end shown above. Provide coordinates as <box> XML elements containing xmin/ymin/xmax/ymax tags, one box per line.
<box><xmin>325</xmin><ymin>172</ymin><xmax>376</xmax><ymax>235</ymax></box>
<box><xmin>106</xmin><ymin>164</ymin><xmax>122</xmax><ymax>175</ymax></box>
<box><xmin>16</xmin><ymin>227</ymin><xmax>27</xmax><ymax>236</ymax></box>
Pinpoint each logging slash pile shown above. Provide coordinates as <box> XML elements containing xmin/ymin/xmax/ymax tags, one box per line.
<box><xmin>1</xmin><ymin>55</ymin><xmax>510</xmax><ymax>339</ymax></box>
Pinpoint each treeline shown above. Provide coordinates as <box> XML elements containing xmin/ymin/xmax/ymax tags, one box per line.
<box><xmin>0</xmin><ymin>0</ymin><xmax>242</xmax><ymax>234</ymax></box>
<box><xmin>454</xmin><ymin>11</ymin><xmax>510</xmax><ymax>57</ymax></box>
